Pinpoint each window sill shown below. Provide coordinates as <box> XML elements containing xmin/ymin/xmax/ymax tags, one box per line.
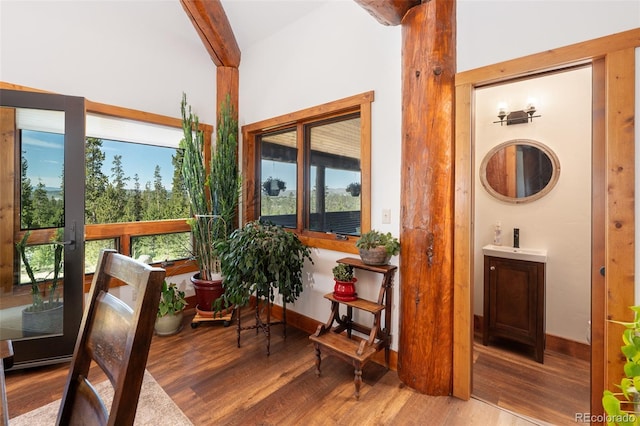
<box><xmin>297</xmin><ymin>231</ymin><xmax>359</xmax><ymax>254</ymax></box>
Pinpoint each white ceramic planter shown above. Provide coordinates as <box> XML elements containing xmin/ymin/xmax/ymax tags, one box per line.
<box><xmin>154</xmin><ymin>310</ymin><xmax>184</xmax><ymax>336</ymax></box>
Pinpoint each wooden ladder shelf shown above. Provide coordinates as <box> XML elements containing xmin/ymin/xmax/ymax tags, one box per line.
<box><xmin>309</xmin><ymin>257</ymin><xmax>397</xmax><ymax>399</ymax></box>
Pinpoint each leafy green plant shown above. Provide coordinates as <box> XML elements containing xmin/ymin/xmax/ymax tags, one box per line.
<box><xmin>346</xmin><ymin>182</ymin><xmax>361</xmax><ymax>196</ymax></box>
<box><xmin>332</xmin><ymin>263</ymin><xmax>354</xmax><ymax>282</ymax></box>
<box><xmin>355</xmin><ymin>230</ymin><xmax>400</xmax><ymax>256</ymax></box>
<box><xmin>262</xmin><ymin>177</ymin><xmax>286</xmax><ymax>195</ymax></box>
<box><xmin>15</xmin><ymin>229</ymin><xmax>64</xmax><ymax>312</ymax></box>
<box><xmin>215</xmin><ymin>220</ymin><xmax>313</xmax><ymax>310</ymax></box>
<box><xmin>157</xmin><ymin>280</ymin><xmax>187</xmax><ymax>317</ymax></box>
<box><xmin>180</xmin><ymin>93</ymin><xmax>240</xmax><ymax>280</ymax></box>
<box><xmin>603</xmin><ymin>305</ymin><xmax>640</xmax><ymax>425</ymax></box>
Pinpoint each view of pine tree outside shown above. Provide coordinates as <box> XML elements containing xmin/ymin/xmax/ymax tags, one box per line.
<box><xmin>20</xmin><ymin>129</ymin><xmax>191</xmax><ymax>283</ymax></box>
<box><xmin>18</xmin><ymin>129</ymin><xmax>65</xmax><ymax>285</ymax></box>
<box><xmin>84</xmin><ymin>239</ymin><xmax>117</xmax><ymax>274</ymax></box>
<box><xmin>83</xmin><ymin>137</ymin><xmax>191</xmax><ymax>267</ymax></box>
<box><xmin>20</xmin><ymin>130</ymin><xmax>64</xmax><ymax>230</ymax></box>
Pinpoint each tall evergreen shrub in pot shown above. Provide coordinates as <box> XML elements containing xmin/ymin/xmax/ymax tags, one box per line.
<box><xmin>180</xmin><ymin>94</ymin><xmax>240</xmax><ymax>312</ymax></box>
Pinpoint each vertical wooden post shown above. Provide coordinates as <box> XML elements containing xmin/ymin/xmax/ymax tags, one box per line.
<box><xmin>0</xmin><ymin>107</ymin><xmax>15</xmax><ymax>295</ymax></box>
<box><xmin>216</xmin><ymin>66</ymin><xmax>239</xmax><ymax>120</ymax></box>
<box><xmin>398</xmin><ymin>0</ymin><xmax>456</xmax><ymax>395</ymax></box>
<box><xmin>603</xmin><ymin>47</ymin><xmax>635</xmax><ymax>407</ymax></box>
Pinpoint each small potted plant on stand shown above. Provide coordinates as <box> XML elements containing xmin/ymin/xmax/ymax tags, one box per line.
<box><xmin>355</xmin><ymin>229</ymin><xmax>400</xmax><ymax>266</ymax></box>
<box><xmin>154</xmin><ymin>280</ymin><xmax>187</xmax><ymax>336</ymax></box>
<box><xmin>332</xmin><ymin>263</ymin><xmax>357</xmax><ymax>301</ymax></box>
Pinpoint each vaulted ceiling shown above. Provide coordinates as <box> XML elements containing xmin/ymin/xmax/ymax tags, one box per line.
<box><xmin>220</xmin><ymin>0</ymin><xmax>327</xmax><ymax>52</ymax></box>
<box><xmin>218</xmin><ymin>0</ymin><xmax>419</xmax><ymax>53</ymax></box>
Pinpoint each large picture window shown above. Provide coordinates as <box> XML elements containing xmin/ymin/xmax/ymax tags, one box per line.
<box><xmin>243</xmin><ymin>92</ymin><xmax>372</xmax><ymax>252</ymax></box>
<box><xmin>79</xmin><ymin>102</ymin><xmax>207</xmax><ymax>282</ymax></box>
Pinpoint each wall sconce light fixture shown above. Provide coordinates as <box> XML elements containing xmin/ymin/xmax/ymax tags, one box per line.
<box><xmin>493</xmin><ymin>102</ymin><xmax>541</xmax><ymax>126</ymax></box>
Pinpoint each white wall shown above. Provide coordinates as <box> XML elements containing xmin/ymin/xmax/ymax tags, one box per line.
<box><xmin>457</xmin><ymin>0</ymin><xmax>640</xmax><ymax>72</ymax></box>
<box><xmin>0</xmin><ymin>0</ymin><xmax>217</xmax><ymax>123</ymax></box>
<box><xmin>474</xmin><ymin>67</ymin><xmax>592</xmax><ymax>343</ymax></box>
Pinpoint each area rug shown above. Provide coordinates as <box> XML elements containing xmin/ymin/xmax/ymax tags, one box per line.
<box><xmin>9</xmin><ymin>370</ymin><xmax>193</xmax><ymax>425</ymax></box>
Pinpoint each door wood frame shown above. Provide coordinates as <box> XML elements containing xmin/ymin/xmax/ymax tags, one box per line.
<box><xmin>453</xmin><ymin>28</ymin><xmax>639</xmax><ymax>419</ymax></box>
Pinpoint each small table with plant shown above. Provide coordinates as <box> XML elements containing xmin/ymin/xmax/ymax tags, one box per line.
<box><xmin>309</xmin><ymin>257</ymin><xmax>397</xmax><ymax>400</ymax></box>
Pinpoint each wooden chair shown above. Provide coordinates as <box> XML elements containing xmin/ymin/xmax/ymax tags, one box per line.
<box><xmin>56</xmin><ymin>249</ymin><xmax>165</xmax><ymax>426</ymax></box>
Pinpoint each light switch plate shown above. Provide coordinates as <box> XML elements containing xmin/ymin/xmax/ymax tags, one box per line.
<box><xmin>382</xmin><ymin>209</ymin><xmax>391</xmax><ymax>224</ymax></box>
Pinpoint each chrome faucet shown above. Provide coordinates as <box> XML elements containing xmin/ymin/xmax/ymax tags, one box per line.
<box><xmin>513</xmin><ymin>228</ymin><xmax>520</xmax><ymax>248</ymax></box>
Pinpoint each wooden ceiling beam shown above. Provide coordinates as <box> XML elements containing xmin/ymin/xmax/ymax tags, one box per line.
<box><xmin>353</xmin><ymin>0</ymin><xmax>422</xmax><ymax>26</ymax></box>
<box><xmin>180</xmin><ymin>0</ymin><xmax>241</xmax><ymax>67</ymax></box>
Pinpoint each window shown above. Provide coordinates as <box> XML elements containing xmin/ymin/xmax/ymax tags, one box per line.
<box><xmin>81</xmin><ymin>101</ymin><xmax>207</xmax><ymax>281</ymax></box>
<box><xmin>243</xmin><ymin>92</ymin><xmax>372</xmax><ymax>252</ymax></box>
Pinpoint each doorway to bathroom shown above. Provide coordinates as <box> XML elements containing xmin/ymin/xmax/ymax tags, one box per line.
<box><xmin>453</xmin><ymin>29</ymin><xmax>640</xmax><ymax>424</ymax></box>
<box><xmin>469</xmin><ymin>66</ymin><xmax>592</xmax><ymax>424</ymax></box>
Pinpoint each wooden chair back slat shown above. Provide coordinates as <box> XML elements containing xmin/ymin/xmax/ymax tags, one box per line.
<box><xmin>56</xmin><ymin>249</ymin><xmax>165</xmax><ymax>426</ymax></box>
<box><xmin>86</xmin><ymin>292</ymin><xmax>134</xmax><ymax>385</ymax></box>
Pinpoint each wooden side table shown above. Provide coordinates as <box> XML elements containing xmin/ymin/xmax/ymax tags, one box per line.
<box><xmin>309</xmin><ymin>257</ymin><xmax>396</xmax><ymax>399</ymax></box>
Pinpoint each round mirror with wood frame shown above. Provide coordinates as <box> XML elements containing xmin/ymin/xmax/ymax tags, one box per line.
<box><xmin>480</xmin><ymin>139</ymin><xmax>560</xmax><ymax>204</ymax></box>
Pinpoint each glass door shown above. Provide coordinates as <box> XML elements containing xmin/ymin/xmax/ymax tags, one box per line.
<box><xmin>0</xmin><ymin>89</ymin><xmax>85</xmax><ymax>367</ymax></box>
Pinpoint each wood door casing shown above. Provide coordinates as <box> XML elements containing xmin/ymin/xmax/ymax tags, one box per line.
<box><xmin>453</xmin><ymin>28</ymin><xmax>639</xmax><ymax>418</ymax></box>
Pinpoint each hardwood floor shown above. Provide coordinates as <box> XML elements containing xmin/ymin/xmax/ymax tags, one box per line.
<box><xmin>4</xmin><ymin>310</ymin><xmax>583</xmax><ymax>425</ymax></box>
<box><xmin>473</xmin><ymin>337</ymin><xmax>590</xmax><ymax>426</ymax></box>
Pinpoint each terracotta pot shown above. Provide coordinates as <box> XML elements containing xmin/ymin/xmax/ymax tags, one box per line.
<box><xmin>358</xmin><ymin>246</ymin><xmax>391</xmax><ymax>266</ymax></box>
<box><xmin>154</xmin><ymin>310</ymin><xmax>184</xmax><ymax>336</ymax></box>
<box><xmin>333</xmin><ymin>278</ymin><xmax>357</xmax><ymax>301</ymax></box>
<box><xmin>191</xmin><ymin>273</ymin><xmax>224</xmax><ymax>312</ymax></box>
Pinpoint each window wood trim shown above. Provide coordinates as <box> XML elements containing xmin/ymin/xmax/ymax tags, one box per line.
<box><xmin>242</xmin><ymin>91</ymin><xmax>373</xmax><ymax>253</ymax></box>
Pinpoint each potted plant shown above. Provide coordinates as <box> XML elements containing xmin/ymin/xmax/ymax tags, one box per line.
<box><xmin>262</xmin><ymin>176</ymin><xmax>286</xmax><ymax>196</ymax></box>
<box><xmin>332</xmin><ymin>263</ymin><xmax>357</xmax><ymax>301</ymax></box>
<box><xmin>216</xmin><ymin>220</ymin><xmax>313</xmax><ymax>309</ymax></box>
<box><xmin>346</xmin><ymin>182</ymin><xmax>361</xmax><ymax>197</ymax></box>
<box><xmin>15</xmin><ymin>229</ymin><xmax>64</xmax><ymax>336</ymax></box>
<box><xmin>216</xmin><ymin>220</ymin><xmax>313</xmax><ymax>353</ymax></box>
<box><xmin>180</xmin><ymin>93</ymin><xmax>240</xmax><ymax>313</ymax></box>
<box><xmin>602</xmin><ymin>305</ymin><xmax>640</xmax><ymax>424</ymax></box>
<box><xmin>355</xmin><ymin>229</ymin><xmax>400</xmax><ymax>266</ymax></box>
<box><xmin>154</xmin><ymin>280</ymin><xmax>187</xmax><ymax>336</ymax></box>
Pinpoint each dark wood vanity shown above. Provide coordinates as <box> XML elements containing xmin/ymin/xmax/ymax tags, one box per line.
<box><xmin>482</xmin><ymin>253</ymin><xmax>546</xmax><ymax>363</ymax></box>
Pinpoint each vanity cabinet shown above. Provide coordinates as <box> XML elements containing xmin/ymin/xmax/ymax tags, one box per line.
<box><xmin>482</xmin><ymin>255</ymin><xmax>545</xmax><ymax>363</ymax></box>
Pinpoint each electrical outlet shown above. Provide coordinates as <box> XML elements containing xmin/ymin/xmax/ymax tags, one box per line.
<box><xmin>382</xmin><ymin>209</ymin><xmax>391</xmax><ymax>224</ymax></box>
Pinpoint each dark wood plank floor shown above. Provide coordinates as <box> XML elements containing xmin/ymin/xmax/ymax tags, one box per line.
<box><xmin>4</xmin><ymin>310</ymin><xmax>586</xmax><ymax>425</ymax></box>
<box><xmin>473</xmin><ymin>336</ymin><xmax>590</xmax><ymax>426</ymax></box>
